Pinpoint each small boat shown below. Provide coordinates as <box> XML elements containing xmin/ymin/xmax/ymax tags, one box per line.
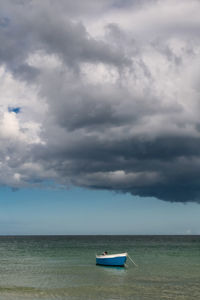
<box><xmin>96</xmin><ymin>252</ymin><xmax>127</xmax><ymax>267</ymax></box>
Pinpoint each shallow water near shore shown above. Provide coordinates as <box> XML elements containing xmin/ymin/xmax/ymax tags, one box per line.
<box><xmin>0</xmin><ymin>235</ymin><xmax>199</xmax><ymax>299</ymax></box>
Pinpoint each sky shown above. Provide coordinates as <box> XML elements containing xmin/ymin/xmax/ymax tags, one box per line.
<box><xmin>0</xmin><ymin>0</ymin><xmax>200</xmax><ymax>234</ymax></box>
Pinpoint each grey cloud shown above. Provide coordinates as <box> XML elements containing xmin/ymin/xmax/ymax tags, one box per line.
<box><xmin>34</xmin><ymin>19</ymin><xmax>130</xmax><ymax>68</ymax></box>
<box><xmin>32</xmin><ymin>131</ymin><xmax>200</xmax><ymax>203</ymax></box>
<box><xmin>0</xmin><ymin>0</ymin><xmax>130</xmax><ymax>76</ymax></box>
<box><xmin>1</xmin><ymin>0</ymin><xmax>200</xmax><ymax>203</ymax></box>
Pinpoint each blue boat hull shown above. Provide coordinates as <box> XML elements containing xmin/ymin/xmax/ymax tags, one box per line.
<box><xmin>96</xmin><ymin>255</ymin><xmax>127</xmax><ymax>267</ymax></box>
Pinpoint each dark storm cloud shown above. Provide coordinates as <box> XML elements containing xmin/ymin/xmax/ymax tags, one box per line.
<box><xmin>0</xmin><ymin>0</ymin><xmax>130</xmax><ymax>75</ymax></box>
<box><xmin>1</xmin><ymin>0</ymin><xmax>200</xmax><ymax>202</ymax></box>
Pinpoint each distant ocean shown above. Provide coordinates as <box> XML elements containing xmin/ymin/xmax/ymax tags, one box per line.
<box><xmin>0</xmin><ymin>235</ymin><xmax>199</xmax><ymax>299</ymax></box>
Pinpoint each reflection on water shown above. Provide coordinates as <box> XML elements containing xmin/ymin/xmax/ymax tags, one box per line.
<box><xmin>96</xmin><ymin>264</ymin><xmax>127</xmax><ymax>274</ymax></box>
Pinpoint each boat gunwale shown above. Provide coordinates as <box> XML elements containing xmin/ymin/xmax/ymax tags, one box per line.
<box><xmin>96</xmin><ymin>252</ymin><xmax>127</xmax><ymax>259</ymax></box>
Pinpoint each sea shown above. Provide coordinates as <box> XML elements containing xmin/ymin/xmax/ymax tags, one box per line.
<box><xmin>0</xmin><ymin>235</ymin><xmax>199</xmax><ymax>300</ymax></box>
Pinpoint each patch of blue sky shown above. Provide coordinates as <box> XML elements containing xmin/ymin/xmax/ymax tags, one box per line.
<box><xmin>0</xmin><ymin>186</ymin><xmax>200</xmax><ymax>235</ymax></box>
<box><xmin>8</xmin><ymin>107</ymin><xmax>21</xmax><ymax>114</ymax></box>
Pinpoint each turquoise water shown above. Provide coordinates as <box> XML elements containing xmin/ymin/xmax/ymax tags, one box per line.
<box><xmin>0</xmin><ymin>235</ymin><xmax>199</xmax><ymax>299</ymax></box>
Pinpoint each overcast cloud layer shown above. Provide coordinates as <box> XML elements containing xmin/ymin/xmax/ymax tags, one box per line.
<box><xmin>1</xmin><ymin>0</ymin><xmax>200</xmax><ymax>202</ymax></box>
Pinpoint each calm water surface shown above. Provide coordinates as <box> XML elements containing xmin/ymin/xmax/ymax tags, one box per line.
<box><xmin>0</xmin><ymin>235</ymin><xmax>199</xmax><ymax>300</ymax></box>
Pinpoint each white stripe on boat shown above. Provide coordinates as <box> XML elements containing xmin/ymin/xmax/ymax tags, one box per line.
<box><xmin>96</xmin><ymin>252</ymin><xmax>127</xmax><ymax>259</ymax></box>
